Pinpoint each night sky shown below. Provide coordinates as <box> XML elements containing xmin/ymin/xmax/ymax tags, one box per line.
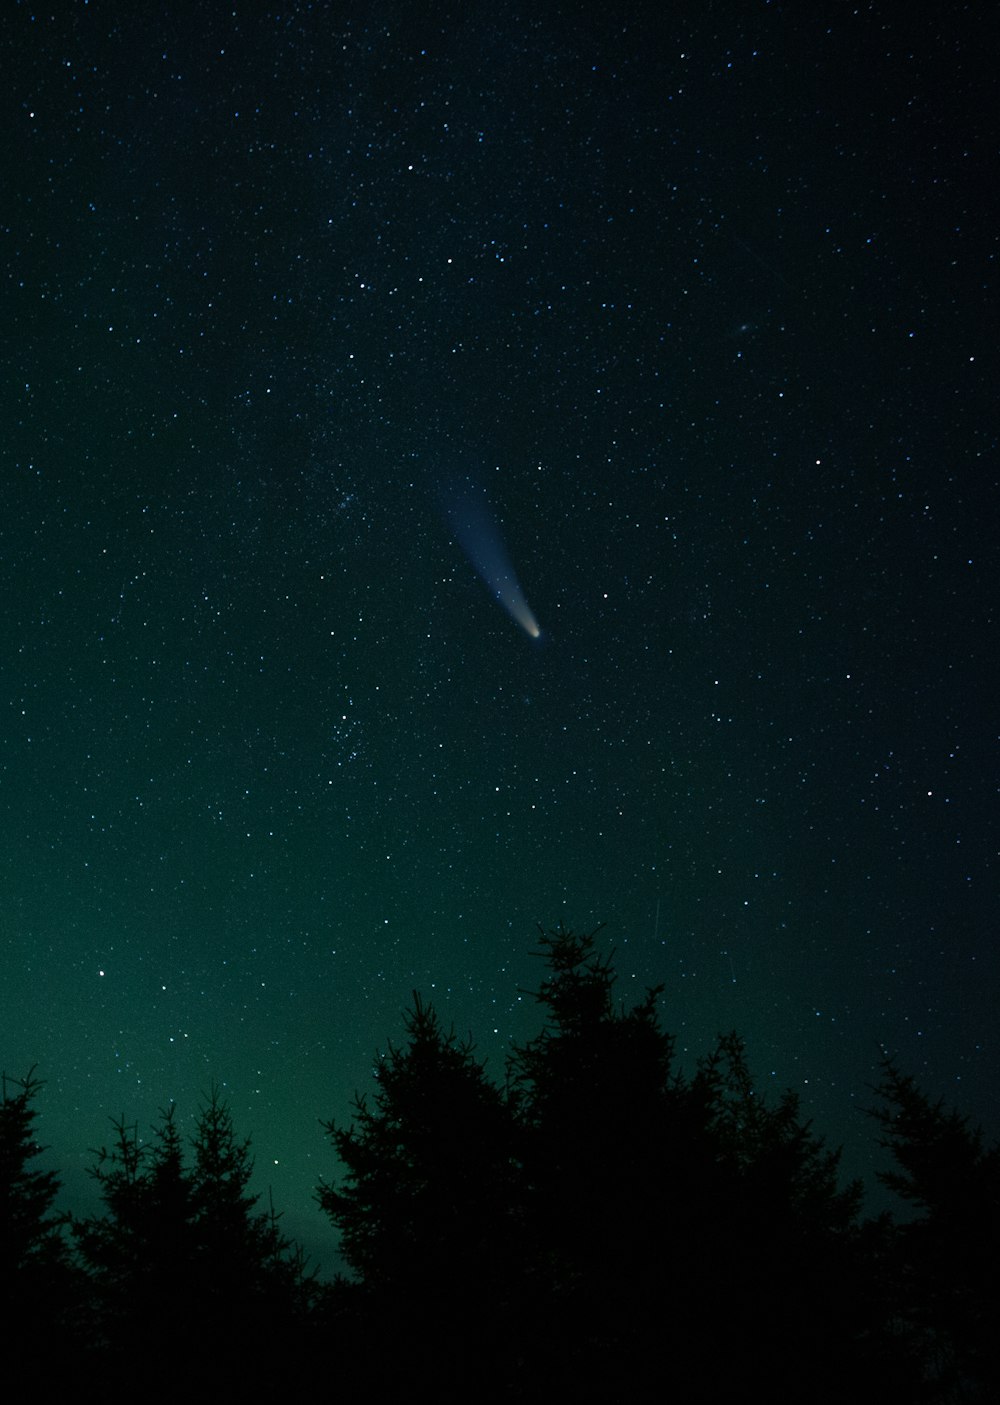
<box><xmin>2</xmin><ymin>3</ymin><xmax>996</xmax><ymax>1270</ymax></box>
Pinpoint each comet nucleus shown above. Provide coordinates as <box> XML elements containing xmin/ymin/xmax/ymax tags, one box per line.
<box><xmin>442</xmin><ymin>477</ymin><xmax>541</xmax><ymax>638</ymax></box>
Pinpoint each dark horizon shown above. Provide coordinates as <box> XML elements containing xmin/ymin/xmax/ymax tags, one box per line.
<box><xmin>6</xmin><ymin>927</ymin><xmax>996</xmax><ymax>1400</ymax></box>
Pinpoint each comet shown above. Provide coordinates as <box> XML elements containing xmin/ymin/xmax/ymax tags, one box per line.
<box><xmin>442</xmin><ymin>476</ymin><xmax>541</xmax><ymax>638</ymax></box>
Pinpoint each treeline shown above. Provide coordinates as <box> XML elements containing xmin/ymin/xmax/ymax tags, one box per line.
<box><xmin>2</xmin><ymin>926</ymin><xmax>997</xmax><ymax>1400</ymax></box>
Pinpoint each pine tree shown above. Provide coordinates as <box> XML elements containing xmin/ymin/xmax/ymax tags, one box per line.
<box><xmin>189</xmin><ymin>1084</ymin><xmax>313</xmax><ymax>1328</ymax></box>
<box><xmin>76</xmin><ymin>1091</ymin><xmax>312</xmax><ymax>1387</ymax></box>
<box><xmin>689</xmin><ymin>1031</ymin><xmax>886</xmax><ymax>1397</ymax></box>
<box><xmin>507</xmin><ymin>925</ymin><xmax>693</xmax><ymax>1393</ymax></box>
<box><xmin>319</xmin><ymin>993</ymin><xmax>523</xmax><ymax>1392</ymax></box>
<box><xmin>698</xmin><ymin>1029</ymin><xmax>863</xmax><ymax>1229</ymax></box>
<box><xmin>1</xmin><ymin>1067</ymin><xmax>83</xmax><ymax>1363</ymax></box>
<box><xmin>316</xmin><ymin>925</ymin><xmax>921</xmax><ymax>1399</ymax></box>
<box><xmin>0</xmin><ymin>1067</ymin><xmax>68</xmax><ymax>1278</ymax></box>
<box><xmin>869</xmin><ymin>1056</ymin><xmax>1000</xmax><ymax>1401</ymax></box>
<box><xmin>507</xmin><ymin>926</ymin><xmax>885</xmax><ymax>1401</ymax></box>
<box><xmin>74</xmin><ymin>1106</ymin><xmax>199</xmax><ymax>1366</ymax></box>
<box><xmin>189</xmin><ymin>1085</ymin><xmax>260</xmax><ymax>1298</ymax></box>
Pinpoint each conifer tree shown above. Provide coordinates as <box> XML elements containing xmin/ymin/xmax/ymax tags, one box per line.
<box><xmin>76</xmin><ymin>1090</ymin><xmax>312</xmax><ymax>1386</ymax></box>
<box><xmin>0</xmin><ymin>1067</ymin><xmax>68</xmax><ymax>1278</ymax></box>
<box><xmin>689</xmin><ymin>1031</ymin><xmax>885</xmax><ymax>1396</ymax></box>
<box><xmin>869</xmin><ymin>1056</ymin><xmax>1000</xmax><ymax>1400</ymax></box>
<box><xmin>188</xmin><ymin>1084</ymin><xmax>313</xmax><ymax>1326</ymax></box>
<box><xmin>507</xmin><ymin>926</ymin><xmax>883</xmax><ymax>1400</ymax></box>
<box><xmin>74</xmin><ymin>1105</ymin><xmax>199</xmax><ymax>1363</ymax></box>
<box><xmin>1</xmin><ymin>1067</ymin><xmax>83</xmax><ymax>1362</ymax></box>
<box><xmin>507</xmin><ymin>925</ymin><xmax>689</xmax><ymax>1393</ymax></box>
<box><xmin>316</xmin><ymin>924</ymin><xmax>928</xmax><ymax>1399</ymax></box>
<box><xmin>319</xmin><ymin>992</ymin><xmax>522</xmax><ymax>1392</ymax></box>
<box><xmin>697</xmin><ymin>1029</ymin><xmax>863</xmax><ymax>1229</ymax></box>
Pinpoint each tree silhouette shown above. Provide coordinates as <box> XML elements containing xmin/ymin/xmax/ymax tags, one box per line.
<box><xmin>318</xmin><ymin>992</ymin><xmax>524</xmax><ymax>1393</ymax></box>
<box><xmin>687</xmin><ymin>1031</ymin><xmax>905</xmax><ymax>1398</ymax></box>
<box><xmin>74</xmin><ymin>1106</ymin><xmax>205</xmax><ymax>1374</ymax></box>
<box><xmin>1</xmin><ymin>1067</ymin><xmax>69</xmax><ymax>1277</ymax></box>
<box><xmin>75</xmin><ymin>1089</ymin><xmax>312</xmax><ymax>1388</ymax></box>
<box><xmin>188</xmin><ymin>1084</ymin><xmax>314</xmax><ymax>1334</ymax></box>
<box><xmin>11</xmin><ymin>926</ymin><xmax>995</xmax><ymax>1396</ymax></box>
<box><xmin>320</xmin><ymin>924</ymin><xmax>914</xmax><ymax>1399</ymax></box>
<box><xmin>869</xmin><ymin>1056</ymin><xmax>1000</xmax><ymax>1401</ymax></box>
<box><xmin>505</xmin><ymin>925</ymin><xmax>684</xmax><ymax>1391</ymax></box>
<box><xmin>1</xmin><ymin>1068</ymin><xmax>84</xmax><ymax>1367</ymax></box>
<box><xmin>699</xmin><ymin>1030</ymin><xmax>860</xmax><ymax>1220</ymax></box>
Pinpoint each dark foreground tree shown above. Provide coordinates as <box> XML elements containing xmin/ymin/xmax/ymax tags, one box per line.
<box><xmin>1</xmin><ymin>1068</ymin><xmax>68</xmax><ymax>1277</ymax></box>
<box><xmin>318</xmin><ymin>993</ymin><xmax>524</xmax><ymax>1394</ymax></box>
<box><xmin>868</xmin><ymin>1057</ymin><xmax>1000</xmax><ymax>1402</ymax></box>
<box><xmin>508</xmin><ymin>926</ymin><xmax>899</xmax><ymax>1400</ymax></box>
<box><xmin>321</xmin><ymin>926</ymin><xmax>914</xmax><ymax>1401</ymax></box>
<box><xmin>189</xmin><ymin>1085</ymin><xmax>312</xmax><ymax>1326</ymax></box>
<box><xmin>5</xmin><ymin>928</ymin><xmax>990</xmax><ymax>1397</ymax></box>
<box><xmin>75</xmin><ymin>1089</ymin><xmax>312</xmax><ymax>1388</ymax></box>
<box><xmin>506</xmin><ymin>925</ymin><xmax>684</xmax><ymax>1393</ymax></box>
<box><xmin>689</xmin><ymin>1031</ymin><xmax>914</xmax><ymax>1400</ymax></box>
<box><xmin>1</xmin><ymin>1068</ymin><xmax>86</xmax><ymax>1368</ymax></box>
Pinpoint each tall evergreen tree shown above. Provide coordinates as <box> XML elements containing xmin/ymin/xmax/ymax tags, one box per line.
<box><xmin>189</xmin><ymin>1084</ymin><xmax>313</xmax><ymax>1327</ymax></box>
<box><xmin>74</xmin><ymin>1106</ymin><xmax>201</xmax><ymax>1368</ymax></box>
<box><xmin>696</xmin><ymin>1029</ymin><xmax>864</xmax><ymax>1232</ymax></box>
<box><xmin>869</xmin><ymin>1056</ymin><xmax>1000</xmax><ymax>1401</ymax></box>
<box><xmin>76</xmin><ymin>1091</ymin><xmax>312</xmax><ymax>1387</ymax></box>
<box><xmin>317</xmin><ymin>925</ymin><xmax>924</xmax><ymax>1399</ymax></box>
<box><xmin>507</xmin><ymin>926</ymin><xmax>889</xmax><ymax>1401</ymax></box>
<box><xmin>1</xmin><ymin>1067</ymin><xmax>68</xmax><ymax>1278</ymax></box>
<box><xmin>508</xmin><ymin>925</ymin><xmax>698</xmax><ymax>1394</ymax></box>
<box><xmin>1</xmin><ymin>1068</ymin><xmax>84</xmax><ymax>1365</ymax></box>
<box><xmin>690</xmin><ymin>1032</ymin><xmax>896</xmax><ymax>1398</ymax></box>
<box><xmin>318</xmin><ymin>993</ymin><xmax>523</xmax><ymax>1393</ymax></box>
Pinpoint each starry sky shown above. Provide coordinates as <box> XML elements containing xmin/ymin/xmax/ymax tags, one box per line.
<box><xmin>2</xmin><ymin>2</ymin><xmax>996</xmax><ymax>1269</ymax></box>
